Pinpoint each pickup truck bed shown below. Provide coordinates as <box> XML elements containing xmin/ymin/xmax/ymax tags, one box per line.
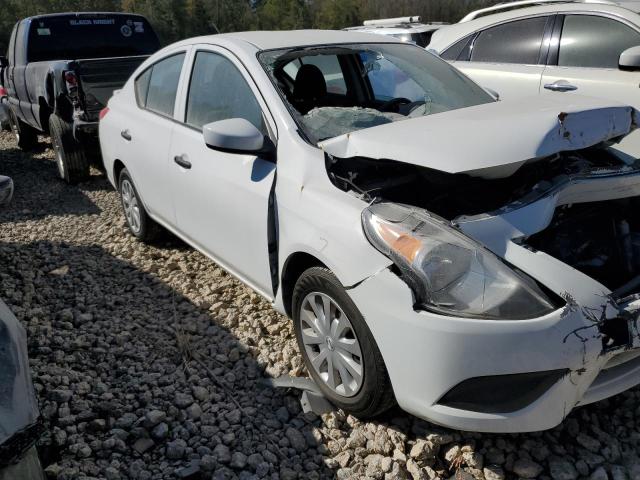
<box><xmin>2</xmin><ymin>12</ymin><xmax>160</xmax><ymax>183</ymax></box>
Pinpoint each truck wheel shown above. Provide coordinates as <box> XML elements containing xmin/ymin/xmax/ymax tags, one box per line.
<box><xmin>49</xmin><ymin>114</ymin><xmax>89</xmax><ymax>184</ymax></box>
<box><xmin>292</xmin><ymin>267</ymin><xmax>396</xmax><ymax>418</ymax></box>
<box><xmin>9</xmin><ymin>110</ymin><xmax>38</xmax><ymax>151</ymax></box>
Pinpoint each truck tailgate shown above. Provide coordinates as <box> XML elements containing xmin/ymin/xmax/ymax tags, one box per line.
<box><xmin>75</xmin><ymin>55</ymin><xmax>148</xmax><ymax>116</ymax></box>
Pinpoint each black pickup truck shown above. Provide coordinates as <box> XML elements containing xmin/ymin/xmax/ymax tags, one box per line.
<box><xmin>1</xmin><ymin>12</ymin><xmax>160</xmax><ymax>183</ymax></box>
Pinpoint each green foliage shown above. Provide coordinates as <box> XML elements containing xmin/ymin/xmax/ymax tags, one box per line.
<box><xmin>0</xmin><ymin>0</ymin><xmax>505</xmax><ymax>54</ymax></box>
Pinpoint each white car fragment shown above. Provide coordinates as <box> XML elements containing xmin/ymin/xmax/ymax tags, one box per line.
<box><xmin>99</xmin><ymin>30</ymin><xmax>640</xmax><ymax>432</ymax></box>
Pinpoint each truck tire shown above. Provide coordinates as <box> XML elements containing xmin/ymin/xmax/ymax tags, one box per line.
<box><xmin>49</xmin><ymin>114</ymin><xmax>89</xmax><ymax>184</ymax></box>
<box><xmin>9</xmin><ymin>110</ymin><xmax>38</xmax><ymax>151</ymax></box>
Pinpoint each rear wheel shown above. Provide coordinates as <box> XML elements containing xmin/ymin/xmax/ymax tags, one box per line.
<box><xmin>9</xmin><ymin>110</ymin><xmax>38</xmax><ymax>151</ymax></box>
<box><xmin>118</xmin><ymin>168</ymin><xmax>161</xmax><ymax>243</ymax></box>
<box><xmin>49</xmin><ymin>114</ymin><xmax>89</xmax><ymax>184</ymax></box>
<box><xmin>292</xmin><ymin>267</ymin><xmax>395</xmax><ymax>418</ymax></box>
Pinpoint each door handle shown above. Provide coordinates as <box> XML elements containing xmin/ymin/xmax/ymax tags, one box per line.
<box><xmin>121</xmin><ymin>129</ymin><xmax>132</xmax><ymax>141</ymax></box>
<box><xmin>544</xmin><ymin>81</ymin><xmax>578</xmax><ymax>92</ymax></box>
<box><xmin>174</xmin><ymin>154</ymin><xmax>192</xmax><ymax>169</ymax></box>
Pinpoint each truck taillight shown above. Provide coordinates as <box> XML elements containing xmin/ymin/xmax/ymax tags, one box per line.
<box><xmin>64</xmin><ymin>71</ymin><xmax>79</xmax><ymax>97</ymax></box>
<box><xmin>0</xmin><ymin>87</ymin><xmax>7</xmax><ymax>98</ymax></box>
<box><xmin>64</xmin><ymin>71</ymin><xmax>77</xmax><ymax>86</ymax></box>
<box><xmin>99</xmin><ymin>107</ymin><xmax>109</xmax><ymax>120</ymax></box>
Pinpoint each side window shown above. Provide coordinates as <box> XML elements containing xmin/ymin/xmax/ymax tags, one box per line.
<box><xmin>471</xmin><ymin>16</ymin><xmax>548</xmax><ymax>64</ymax></box>
<box><xmin>134</xmin><ymin>68</ymin><xmax>152</xmax><ymax>108</ymax></box>
<box><xmin>135</xmin><ymin>53</ymin><xmax>185</xmax><ymax>117</ymax></box>
<box><xmin>440</xmin><ymin>34</ymin><xmax>474</xmax><ymax>61</ymax></box>
<box><xmin>559</xmin><ymin>15</ymin><xmax>640</xmax><ymax>68</ymax></box>
<box><xmin>185</xmin><ymin>51</ymin><xmax>265</xmax><ymax>133</ymax></box>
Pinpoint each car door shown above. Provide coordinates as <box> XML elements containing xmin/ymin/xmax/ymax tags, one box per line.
<box><xmin>541</xmin><ymin>13</ymin><xmax>640</xmax><ymax>157</ymax></box>
<box><xmin>170</xmin><ymin>47</ymin><xmax>276</xmax><ymax>298</ymax></box>
<box><xmin>446</xmin><ymin>15</ymin><xmax>553</xmax><ymax>100</ymax></box>
<box><xmin>121</xmin><ymin>50</ymin><xmax>188</xmax><ymax>225</ymax></box>
<box><xmin>9</xmin><ymin>20</ymin><xmax>38</xmax><ymax>126</ymax></box>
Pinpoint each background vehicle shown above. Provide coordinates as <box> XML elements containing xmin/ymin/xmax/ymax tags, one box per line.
<box><xmin>429</xmin><ymin>0</ymin><xmax>640</xmax><ymax>158</ymax></box>
<box><xmin>344</xmin><ymin>16</ymin><xmax>448</xmax><ymax>47</ymax></box>
<box><xmin>1</xmin><ymin>12</ymin><xmax>160</xmax><ymax>183</ymax></box>
<box><xmin>101</xmin><ymin>31</ymin><xmax>640</xmax><ymax>432</ymax></box>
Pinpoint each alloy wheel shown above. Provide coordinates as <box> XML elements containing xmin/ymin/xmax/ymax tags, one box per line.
<box><xmin>121</xmin><ymin>179</ymin><xmax>141</xmax><ymax>234</ymax></box>
<box><xmin>299</xmin><ymin>292</ymin><xmax>363</xmax><ymax>397</ymax></box>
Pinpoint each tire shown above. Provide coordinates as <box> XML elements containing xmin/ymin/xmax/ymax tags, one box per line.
<box><xmin>9</xmin><ymin>109</ymin><xmax>38</xmax><ymax>151</ymax></box>
<box><xmin>49</xmin><ymin>114</ymin><xmax>89</xmax><ymax>184</ymax></box>
<box><xmin>292</xmin><ymin>266</ymin><xmax>395</xmax><ymax>418</ymax></box>
<box><xmin>118</xmin><ymin>168</ymin><xmax>161</xmax><ymax>243</ymax></box>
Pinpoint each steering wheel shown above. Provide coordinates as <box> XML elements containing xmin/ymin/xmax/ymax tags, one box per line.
<box><xmin>379</xmin><ymin>97</ymin><xmax>412</xmax><ymax>113</ymax></box>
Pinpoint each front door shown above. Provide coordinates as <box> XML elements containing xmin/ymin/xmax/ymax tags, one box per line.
<box><xmin>452</xmin><ymin>15</ymin><xmax>552</xmax><ymax>100</ymax></box>
<box><xmin>170</xmin><ymin>47</ymin><xmax>276</xmax><ymax>297</ymax></box>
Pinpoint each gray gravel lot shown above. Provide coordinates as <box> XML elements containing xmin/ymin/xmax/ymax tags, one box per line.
<box><xmin>0</xmin><ymin>131</ymin><xmax>639</xmax><ymax>480</ymax></box>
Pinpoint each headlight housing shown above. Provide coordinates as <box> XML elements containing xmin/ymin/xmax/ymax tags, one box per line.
<box><xmin>362</xmin><ymin>203</ymin><xmax>557</xmax><ymax>320</ymax></box>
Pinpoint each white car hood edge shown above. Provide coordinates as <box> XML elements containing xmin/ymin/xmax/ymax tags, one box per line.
<box><xmin>319</xmin><ymin>96</ymin><xmax>638</xmax><ymax>180</ymax></box>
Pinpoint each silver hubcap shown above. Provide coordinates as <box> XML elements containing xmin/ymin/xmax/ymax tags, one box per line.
<box><xmin>299</xmin><ymin>292</ymin><xmax>363</xmax><ymax>397</ymax></box>
<box><xmin>121</xmin><ymin>179</ymin><xmax>141</xmax><ymax>234</ymax></box>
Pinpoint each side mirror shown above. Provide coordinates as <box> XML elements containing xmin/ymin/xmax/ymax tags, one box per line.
<box><xmin>0</xmin><ymin>56</ymin><xmax>7</xmax><ymax>69</ymax></box>
<box><xmin>203</xmin><ymin>118</ymin><xmax>271</xmax><ymax>155</ymax></box>
<box><xmin>619</xmin><ymin>46</ymin><xmax>640</xmax><ymax>70</ymax></box>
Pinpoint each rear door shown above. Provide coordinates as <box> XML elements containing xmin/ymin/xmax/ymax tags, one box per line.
<box><xmin>10</xmin><ymin>20</ymin><xmax>38</xmax><ymax>126</ymax></box>
<box><xmin>119</xmin><ymin>50</ymin><xmax>189</xmax><ymax>225</ymax></box>
<box><xmin>541</xmin><ymin>14</ymin><xmax>640</xmax><ymax>157</ymax></box>
<box><xmin>448</xmin><ymin>15</ymin><xmax>553</xmax><ymax>100</ymax></box>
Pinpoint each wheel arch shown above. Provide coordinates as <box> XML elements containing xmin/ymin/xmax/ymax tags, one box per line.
<box><xmin>281</xmin><ymin>251</ymin><xmax>328</xmax><ymax>318</ymax></box>
<box><xmin>113</xmin><ymin>159</ymin><xmax>126</xmax><ymax>190</ymax></box>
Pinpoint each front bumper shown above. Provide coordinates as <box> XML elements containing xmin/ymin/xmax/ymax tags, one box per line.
<box><xmin>347</xmin><ymin>267</ymin><xmax>640</xmax><ymax>433</ymax></box>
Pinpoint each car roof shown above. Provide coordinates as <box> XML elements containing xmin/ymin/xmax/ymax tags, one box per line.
<box><xmin>173</xmin><ymin>30</ymin><xmax>403</xmax><ymax>51</ymax></box>
<box><xmin>430</xmin><ymin>3</ymin><xmax>640</xmax><ymax>51</ymax></box>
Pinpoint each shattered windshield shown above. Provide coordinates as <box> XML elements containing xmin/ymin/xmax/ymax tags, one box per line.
<box><xmin>259</xmin><ymin>43</ymin><xmax>494</xmax><ymax>143</ymax></box>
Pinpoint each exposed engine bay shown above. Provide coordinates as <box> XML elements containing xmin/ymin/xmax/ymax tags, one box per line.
<box><xmin>326</xmin><ymin>147</ymin><xmax>640</xmax><ymax>295</ymax></box>
<box><xmin>526</xmin><ymin>198</ymin><xmax>640</xmax><ymax>295</ymax></box>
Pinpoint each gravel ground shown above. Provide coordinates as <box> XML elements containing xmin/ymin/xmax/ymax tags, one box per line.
<box><xmin>1</xmin><ymin>130</ymin><xmax>639</xmax><ymax>480</ymax></box>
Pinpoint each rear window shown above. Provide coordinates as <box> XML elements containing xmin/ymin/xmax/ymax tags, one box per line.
<box><xmin>27</xmin><ymin>15</ymin><xmax>160</xmax><ymax>62</ymax></box>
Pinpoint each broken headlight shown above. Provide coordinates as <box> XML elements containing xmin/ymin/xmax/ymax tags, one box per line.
<box><xmin>362</xmin><ymin>203</ymin><xmax>557</xmax><ymax>320</ymax></box>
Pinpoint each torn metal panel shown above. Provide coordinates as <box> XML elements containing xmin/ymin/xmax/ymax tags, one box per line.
<box><xmin>320</xmin><ymin>96</ymin><xmax>638</xmax><ymax>179</ymax></box>
<box><xmin>455</xmin><ymin>163</ymin><xmax>640</xmax><ymax>250</ymax></box>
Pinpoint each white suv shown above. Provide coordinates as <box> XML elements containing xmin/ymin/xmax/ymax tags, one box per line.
<box><xmin>429</xmin><ymin>0</ymin><xmax>640</xmax><ymax>157</ymax></box>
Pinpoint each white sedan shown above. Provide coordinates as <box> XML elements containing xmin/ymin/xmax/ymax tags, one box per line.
<box><xmin>99</xmin><ymin>30</ymin><xmax>640</xmax><ymax>433</ymax></box>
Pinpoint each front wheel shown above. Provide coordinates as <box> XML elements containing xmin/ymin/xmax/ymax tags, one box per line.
<box><xmin>292</xmin><ymin>267</ymin><xmax>395</xmax><ymax>418</ymax></box>
<box><xmin>49</xmin><ymin>114</ymin><xmax>89</xmax><ymax>184</ymax></box>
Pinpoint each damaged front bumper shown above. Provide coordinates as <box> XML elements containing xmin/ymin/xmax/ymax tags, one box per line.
<box><xmin>346</xmin><ymin>160</ymin><xmax>640</xmax><ymax>433</ymax></box>
<box><xmin>347</xmin><ymin>267</ymin><xmax>640</xmax><ymax>433</ymax></box>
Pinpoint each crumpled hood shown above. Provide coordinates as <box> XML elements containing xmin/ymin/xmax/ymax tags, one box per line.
<box><xmin>319</xmin><ymin>96</ymin><xmax>638</xmax><ymax>179</ymax></box>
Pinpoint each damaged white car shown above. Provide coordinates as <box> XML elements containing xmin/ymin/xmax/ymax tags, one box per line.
<box><xmin>99</xmin><ymin>31</ymin><xmax>640</xmax><ymax>432</ymax></box>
